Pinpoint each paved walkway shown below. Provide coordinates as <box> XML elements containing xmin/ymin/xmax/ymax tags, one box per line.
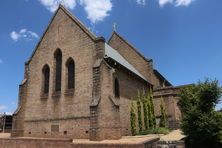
<box><xmin>0</xmin><ymin>133</ymin><xmax>11</xmax><ymax>138</ymax></box>
<box><xmin>72</xmin><ymin>135</ymin><xmax>159</xmax><ymax>144</ymax></box>
<box><xmin>159</xmin><ymin>129</ymin><xmax>185</xmax><ymax>141</ymax></box>
<box><xmin>0</xmin><ymin>130</ymin><xmax>185</xmax><ymax>142</ymax></box>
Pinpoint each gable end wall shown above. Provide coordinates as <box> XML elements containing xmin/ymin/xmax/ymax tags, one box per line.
<box><xmin>22</xmin><ymin>8</ymin><xmax>99</xmax><ymax>139</ymax></box>
<box><xmin>108</xmin><ymin>33</ymin><xmax>157</xmax><ymax>85</ymax></box>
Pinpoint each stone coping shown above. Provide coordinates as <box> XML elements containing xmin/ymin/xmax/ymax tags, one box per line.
<box><xmin>0</xmin><ymin>133</ymin><xmax>159</xmax><ymax>145</ymax></box>
<box><xmin>0</xmin><ymin>136</ymin><xmax>72</xmax><ymax>142</ymax></box>
<box><xmin>72</xmin><ymin>135</ymin><xmax>159</xmax><ymax>145</ymax></box>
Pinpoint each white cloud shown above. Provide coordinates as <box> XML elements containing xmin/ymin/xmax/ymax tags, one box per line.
<box><xmin>175</xmin><ymin>0</ymin><xmax>193</xmax><ymax>6</ymax></box>
<box><xmin>39</xmin><ymin>0</ymin><xmax>112</xmax><ymax>24</ymax></box>
<box><xmin>158</xmin><ymin>0</ymin><xmax>194</xmax><ymax>7</ymax></box>
<box><xmin>38</xmin><ymin>0</ymin><xmax>193</xmax><ymax>24</ymax></box>
<box><xmin>79</xmin><ymin>0</ymin><xmax>112</xmax><ymax>24</ymax></box>
<box><xmin>136</xmin><ymin>0</ymin><xmax>146</xmax><ymax>6</ymax></box>
<box><xmin>159</xmin><ymin>0</ymin><xmax>173</xmax><ymax>7</ymax></box>
<box><xmin>0</xmin><ymin>59</ymin><xmax>3</xmax><ymax>64</ymax></box>
<box><xmin>0</xmin><ymin>105</ymin><xmax>7</xmax><ymax>111</ymax></box>
<box><xmin>39</xmin><ymin>0</ymin><xmax>76</xmax><ymax>12</ymax></box>
<box><xmin>10</xmin><ymin>29</ymin><xmax>39</xmax><ymax>42</ymax></box>
<box><xmin>10</xmin><ymin>31</ymin><xmax>20</xmax><ymax>41</ymax></box>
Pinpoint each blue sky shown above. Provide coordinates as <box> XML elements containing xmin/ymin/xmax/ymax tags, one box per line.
<box><xmin>0</xmin><ymin>0</ymin><xmax>222</xmax><ymax>113</ymax></box>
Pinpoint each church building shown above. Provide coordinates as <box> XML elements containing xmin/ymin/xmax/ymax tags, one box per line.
<box><xmin>12</xmin><ymin>5</ymin><xmax>184</xmax><ymax>141</ymax></box>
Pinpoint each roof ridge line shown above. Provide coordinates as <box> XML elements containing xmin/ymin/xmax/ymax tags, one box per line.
<box><xmin>108</xmin><ymin>31</ymin><xmax>153</xmax><ymax>63</ymax></box>
<box><xmin>153</xmin><ymin>69</ymin><xmax>172</xmax><ymax>86</ymax></box>
<box><xmin>26</xmin><ymin>4</ymin><xmax>98</xmax><ymax>64</ymax></box>
<box><xmin>58</xmin><ymin>5</ymin><xmax>97</xmax><ymax>40</ymax></box>
<box><xmin>105</xmin><ymin>43</ymin><xmax>152</xmax><ymax>85</ymax></box>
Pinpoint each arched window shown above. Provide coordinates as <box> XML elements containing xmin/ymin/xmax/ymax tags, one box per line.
<box><xmin>114</xmin><ymin>78</ymin><xmax>120</xmax><ymax>98</ymax></box>
<box><xmin>42</xmin><ymin>64</ymin><xmax>50</xmax><ymax>94</ymax></box>
<box><xmin>66</xmin><ymin>58</ymin><xmax>75</xmax><ymax>89</ymax></box>
<box><xmin>54</xmin><ymin>49</ymin><xmax>62</xmax><ymax>92</ymax></box>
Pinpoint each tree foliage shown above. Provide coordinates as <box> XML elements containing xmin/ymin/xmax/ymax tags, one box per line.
<box><xmin>147</xmin><ymin>93</ymin><xmax>154</xmax><ymax>128</ymax></box>
<box><xmin>130</xmin><ymin>102</ymin><xmax>137</xmax><ymax>136</ymax></box>
<box><xmin>159</xmin><ymin>98</ymin><xmax>167</xmax><ymax>128</ymax></box>
<box><xmin>178</xmin><ymin>79</ymin><xmax>222</xmax><ymax>148</ymax></box>
<box><xmin>149</xmin><ymin>89</ymin><xmax>156</xmax><ymax>127</ymax></box>
<box><xmin>142</xmin><ymin>94</ymin><xmax>149</xmax><ymax>130</ymax></box>
<box><xmin>130</xmin><ymin>90</ymin><xmax>160</xmax><ymax>136</ymax></box>
<box><xmin>137</xmin><ymin>92</ymin><xmax>143</xmax><ymax>132</ymax></box>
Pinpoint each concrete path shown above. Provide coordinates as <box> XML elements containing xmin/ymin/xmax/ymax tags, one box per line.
<box><xmin>72</xmin><ymin>135</ymin><xmax>159</xmax><ymax>144</ymax></box>
<box><xmin>0</xmin><ymin>133</ymin><xmax>11</xmax><ymax>138</ymax></box>
<box><xmin>0</xmin><ymin>130</ymin><xmax>184</xmax><ymax>143</ymax></box>
<box><xmin>159</xmin><ymin>129</ymin><xmax>185</xmax><ymax>141</ymax></box>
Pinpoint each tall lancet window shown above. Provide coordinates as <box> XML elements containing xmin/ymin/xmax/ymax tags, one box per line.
<box><xmin>42</xmin><ymin>64</ymin><xmax>50</xmax><ymax>94</ymax></box>
<box><xmin>66</xmin><ymin>58</ymin><xmax>75</xmax><ymax>90</ymax></box>
<box><xmin>114</xmin><ymin>78</ymin><xmax>120</xmax><ymax>98</ymax></box>
<box><xmin>54</xmin><ymin>49</ymin><xmax>62</xmax><ymax>92</ymax></box>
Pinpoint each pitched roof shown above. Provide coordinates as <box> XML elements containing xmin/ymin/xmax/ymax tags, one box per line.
<box><xmin>108</xmin><ymin>31</ymin><xmax>153</xmax><ymax>63</ymax></box>
<box><xmin>108</xmin><ymin>32</ymin><xmax>172</xmax><ymax>86</ymax></box>
<box><xmin>26</xmin><ymin>5</ymin><xmax>97</xmax><ymax>64</ymax></box>
<box><xmin>105</xmin><ymin>43</ymin><xmax>151</xmax><ymax>83</ymax></box>
<box><xmin>153</xmin><ymin>69</ymin><xmax>172</xmax><ymax>86</ymax></box>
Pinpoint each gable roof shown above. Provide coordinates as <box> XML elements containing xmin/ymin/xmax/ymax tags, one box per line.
<box><xmin>153</xmin><ymin>69</ymin><xmax>172</xmax><ymax>86</ymax></box>
<box><xmin>108</xmin><ymin>31</ymin><xmax>153</xmax><ymax>63</ymax></box>
<box><xmin>26</xmin><ymin>5</ymin><xmax>97</xmax><ymax>64</ymax></box>
<box><xmin>105</xmin><ymin>43</ymin><xmax>151</xmax><ymax>84</ymax></box>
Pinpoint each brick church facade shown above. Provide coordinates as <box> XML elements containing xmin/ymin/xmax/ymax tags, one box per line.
<box><xmin>12</xmin><ymin>5</ymin><xmax>185</xmax><ymax>141</ymax></box>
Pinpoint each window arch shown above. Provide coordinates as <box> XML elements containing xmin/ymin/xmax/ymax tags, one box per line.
<box><xmin>54</xmin><ymin>49</ymin><xmax>62</xmax><ymax>92</ymax></box>
<box><xmin>66</xmin><ymin>58</ymin><xmax>75</xmax><ymax>90</ymax></box>
<box><xmin>114</xmin><ymin>78</ymin><xmax>120</xmax><ymax>98</ymax></box>
<box><xmin>42</xmin><ymin>64</ymin><xmax>50</xmax><ymax>94</ymax></box>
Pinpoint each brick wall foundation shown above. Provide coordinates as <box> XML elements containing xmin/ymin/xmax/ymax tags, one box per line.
<box><xmin>0</xmin><ymin>137</ymin><xmax>159</xmax><ymax>148</ymax></box>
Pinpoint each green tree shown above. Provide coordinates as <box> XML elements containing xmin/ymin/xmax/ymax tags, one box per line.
<box><xmin>159</xmin><ymin>98</ymin><xmax>167</xmax><ymax>128</ymax></box>
<box><xmin>142</xmin><ymin>94</ymin><xmax>149</xmax><ymax>130</ymax></box>
<box><xmin>137</xmin><ymin>94</ymin><xmax>143</xmax><ymax>132</ymax></box>
<box><xmin>178</xmin><ymin>79</ymin><xmax>222</xmax><ymax>148</ymax></box>
<box><xmin>147</xmin><ymin>92</ymin><xmax>153</xmax><ymax>128</ymax></box>
<box><xmin>130</xmin><ymin>102</ymin><xmax>137</xmax><ymax>136</ymax></box>
<box><xmin>149</xmin><ymin>89</ymin><xmax>156</xmax><ymax>127</ymax></box>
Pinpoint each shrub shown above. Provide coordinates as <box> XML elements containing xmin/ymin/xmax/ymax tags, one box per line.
<box><xmin>137</xmin><ymin>97</ymin><xmax>143</xmax><ymax>132</ymax></box>
<box><xmin>149</xmin><ymin>89</ymin><xmax>156</xmax><ymax>127</ymax></box>
<box><xmin>130</xmin><ymin>102</ymin><xmax>137</xmax><ymax>136</ymax></box>
<box><xmin>179</xmin><ymin>79</ymin><xmax>222</xmax><ymax>148</ymax></box>
<box><xmin>138</xmin><ymin>127</ymin><xmax>169</xmax><ymax>135</ymax></box>
<box><xmin>159</xmin><ymin>98</ymin><xmax>167</xmax><ymax>128</ymax></box>
<box><xmin>147</xmin><ymin>98</ymin><xmax>153</xmax><ymax>128</ymax></box>
<box><xmin>142</xmin><ymin>96</ymin><xmax>149</xmax><ymax>130</ymax></box>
